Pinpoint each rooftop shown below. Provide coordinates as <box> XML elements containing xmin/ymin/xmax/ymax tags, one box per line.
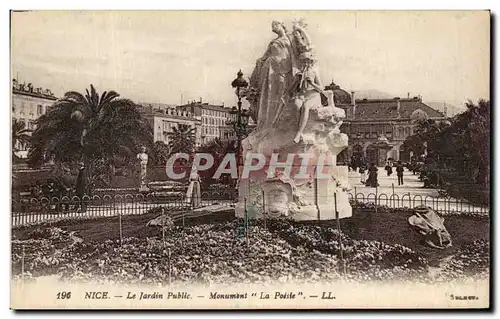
<box><xmin>179</xmin><ymin>101</ymin><xmax>233</xmax><ymax>113</ymax></box>
<box><xmin>12</xmin><ymin>79</ymin><xmax>57</xmax><ymax>101</ymax></box>
<box><xmin>344</xmin><ymin>97</ymin><xmax>445</xmax><ymax>121</ymax></box>
<box><xmin>139</xmin><ymin>104</ymin><xmax>199</xmax><ymax>121</ymax></box>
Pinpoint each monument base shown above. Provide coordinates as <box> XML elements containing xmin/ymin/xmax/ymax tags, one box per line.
<box><xmin>235</xmin><ymin>165</ymin><xmax>352</xmax><ymax>221</ymax></box>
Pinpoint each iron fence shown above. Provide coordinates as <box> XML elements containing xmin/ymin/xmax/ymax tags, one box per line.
<box><xmin>348</xmin><ymin>190</ymin><xmax>489</xmax><ymax>215</ymax></box>
<box><xmin>11</xmin><ymin>187</ymin><xmax>488</xmax><ymax>227</ymax></box>
<box><xmin>11</xmin><ymin>191</ymin><xmax>238</xmax><ymax>227</ymax></box>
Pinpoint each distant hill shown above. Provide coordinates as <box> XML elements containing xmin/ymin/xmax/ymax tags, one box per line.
<box><xmin>139</xmin><ymin>102</ymin><xmax>178</xmax><ymax>109</ymax></box>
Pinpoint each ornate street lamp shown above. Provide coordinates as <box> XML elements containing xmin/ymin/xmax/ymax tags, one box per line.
<box><xmin>231</xmin><ymin>70</ymin><xmax>249</xmax><ymax>183</ymax></box>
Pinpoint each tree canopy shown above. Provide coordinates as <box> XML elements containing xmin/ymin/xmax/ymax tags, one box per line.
<box><xmin>28</xmin><ymin>85</ymin><xmax>153</xmax><ymax>190</ymax></box>
<box><xmin>402</xmin><ymin>99</ymin><xmax>490</xmax><ymax>204</ymax></box>
<box><xmin>166</xmin><ymin>124</ymin><xmax>196</xmax><ymax>155</ymax></box>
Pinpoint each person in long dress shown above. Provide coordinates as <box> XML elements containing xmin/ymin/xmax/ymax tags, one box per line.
<box><xmin>359</xmin><ymin>164</ymin><xmax>367</xmax><ymax>184</ymax></box>
<box><xmin>365</xmin><ymin>163</ymin><xmax>379</xmax><ymax>187</ymax></box>
<box><xmin>185</xmin><ymin>166</ymin><xmax>201</xmax><ymax>208</ymax></box>
<box><xmin>385</xmin><ymin>161</ymin><xmax>393</xmax><ymax>176</ymax></box>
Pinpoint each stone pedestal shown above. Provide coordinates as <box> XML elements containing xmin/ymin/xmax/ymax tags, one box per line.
<box><xmin>235</xmin><ymin>118</ymin><xmax>352</xmax><ymax>221</ymax></box>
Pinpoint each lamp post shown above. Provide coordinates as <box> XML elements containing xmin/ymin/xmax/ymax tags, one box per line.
<box><xmin>353</xmin><ymin>132</ymin><xmax>362</xmax><ymax>167</ymax></box>
<box><xmin>231</xmin><ymin>70</ymin><xmax>249</xmax><ymax>185</ymax></box>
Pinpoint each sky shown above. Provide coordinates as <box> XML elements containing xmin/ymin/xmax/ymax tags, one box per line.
<box><xmin>11</xmin><ymin>10</ymin><xmax>490</xmax><ymax>108</ymax></box>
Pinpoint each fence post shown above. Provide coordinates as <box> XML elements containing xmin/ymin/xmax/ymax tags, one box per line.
<box><xmin>334</xmin><ymin>193</ymin><xmax>346</xmax><ymax>275</ymax></box>
<box><xmin>21</xmin><ymin>245</ymin><xmax>25</xmax><ymax>285</ymax></box>
<box><xmin>262</xmin><ymin>190</ymin><xmax>266</xmax><ymax>230</ymax></box>
<box><xmin>375</xmin><ymin>186</ymin><xmax>378</xmax><ymax>214</ymax></box>
<box><xmin>161</xmin><ymin>207</ymin><xmax>166</xmax><ymax>248</ymax></box>
<box><xmin>119</xmin><ymin>211</ymin><xmax>123</xmax><ymax>247</ymax></box>
<box><xmin>408</xmin><ymin>192</ymin><xmax>411</xmax><ymax>209</ymax></box>
<box><xmin>244</xmin><ymin>197</ymin><xmax>249</xmax><ymax>247</ymax></box>
<box><xmin>392</xmin><ymin>183</ymin><xmax>395</xmax><ymax>208</ymax></box>
<box><xmin>167</xmin><ymin>248</ymin><xmax>171</xmax><ymax>287</ymax></box>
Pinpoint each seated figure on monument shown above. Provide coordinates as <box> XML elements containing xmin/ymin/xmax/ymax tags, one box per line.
<box><xmin>238</xmin><ymin>19</ymin><xmax>352</xmax><ymax>221</ymax></box>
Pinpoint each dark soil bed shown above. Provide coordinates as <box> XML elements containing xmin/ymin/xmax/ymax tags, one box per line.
<box><xmin>12</xmin><ymin>206</ymin><xmax>489</xmax><ymax>266</ymax></box>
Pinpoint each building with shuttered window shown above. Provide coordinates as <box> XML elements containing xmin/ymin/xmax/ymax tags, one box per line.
<box><xmin>326</xmin><ymin>80</ymin><xmax>447</xmax><ymax>166</ymax></box>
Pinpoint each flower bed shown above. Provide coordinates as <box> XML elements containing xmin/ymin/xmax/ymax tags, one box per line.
<box><xmin>11</xmin><ymin>217</ymin><xmax>489</xmax><ymax>285</ymax></box>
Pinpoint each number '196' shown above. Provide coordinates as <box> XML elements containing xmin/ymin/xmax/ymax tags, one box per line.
<box><xmin>56</xmin><ymin>291</ymin><xmax>72</xmax><ymax>299</ymax></box>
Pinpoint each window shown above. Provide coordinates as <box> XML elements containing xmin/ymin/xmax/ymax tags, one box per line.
<box><xmin>37</xmin><ymin>105</ymin><xmax>43</xmax><ymax>115</ymax></box>
<box><xmin>398</xmin><ymin>127</ymin><xmax>404</xmax><ymax>139</ymax></box>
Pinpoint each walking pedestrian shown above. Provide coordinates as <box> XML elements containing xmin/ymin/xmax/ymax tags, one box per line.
<box><xmin>365</xmin><ymin>163</ymin><xmax>379</xmax><ymax>187</ymax></box>
<box><xmin>396</xmin><ymin>160</ymin><xmax>404</xmax><ymax>186</ymax></box>
<box><xmin>385</xmin><ymin>161</ymin><xmax>393</xmax><ymax>176</ymax></box>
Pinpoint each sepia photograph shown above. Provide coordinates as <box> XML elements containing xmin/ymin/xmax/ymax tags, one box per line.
<box><xmin>9</xmin><ymin>10</ymin><xmax>491</xmax><ymax>309</ymax></box>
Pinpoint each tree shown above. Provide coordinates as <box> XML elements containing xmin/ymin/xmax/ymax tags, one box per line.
<box><xmin>196</xmin><ymin>138</ymin><xmax>237</xmax><ymax>186</ymax></box>
<box><xmin>153</xmin><ymin>141</ymin><xmax>170</xmax><ymax>166</ymax></box>
<box><xmin>28</xmin><ymin>85</ymin><xmax>153</xmax><ymax>192</ymax></box>
<box><xmin>449</xmin><ymin>99</ymin><xmax>490</xmax><ymax>185</ymax></box>
<box><xmin>402</xmin><ymin>99</ymin><xmax>490</xmax><ymax>204</ymax></box>
<box><xmin>167</xmin><ymin>124</ymin><xmax>196</xmax><ymax>155</ymax></box>
<box><xmin>402</xmin><ymin>119</ymin><xmax>452</xmax><ymax>160</ymax></box>
<box><xmin>12</xmin><ymin>118</ymin><xmax>31</xmax><ymax>158</ymax></box>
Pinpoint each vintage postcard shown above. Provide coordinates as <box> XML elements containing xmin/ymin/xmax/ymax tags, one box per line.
<box><xmin>10</xmin><ymin>10</ymin><xmax>491</xmax><ymax>309</ymax></box>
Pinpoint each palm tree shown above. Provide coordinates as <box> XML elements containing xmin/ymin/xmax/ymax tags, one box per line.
<box><xmin>28</xmin><ymin>85</ymin><xmax>153</xmax><ymax>192</ymax></box>
<box><xmin>153</xmin><ymin>141</ymin><xmax>170</xmax><ymax>166</ymax></box>
<box><xmin>12</xmin><ymin>118</ymin><xmax>31</xmax><ymax>153</ymax></box>
<box><xmin>167</xmin><ymin>124</ymin><xmax>196</xmax><ymax>155</ymax></box>
<box><xmin>196</xmin><ymin>138</ymin><xmax>237</xmax><ymax>186</ymax></box>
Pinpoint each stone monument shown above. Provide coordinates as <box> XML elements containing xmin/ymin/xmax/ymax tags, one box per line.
<box><xmin>235</xmin><ymin>19</ymin><xmax>352</xmax><ymax>221</ymax></box>
<box><xmin>137</xmin><ymin>146</ymin><xmax>149</xmax><ymax>192</ymax></box>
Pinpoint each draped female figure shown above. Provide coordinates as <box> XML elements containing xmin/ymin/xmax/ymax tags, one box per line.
<box><xmin>248</xmin><ymin>21</ymin><xmax>299</xmax><ymax>130</ymax></box>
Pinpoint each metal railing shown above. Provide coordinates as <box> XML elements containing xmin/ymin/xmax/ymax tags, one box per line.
<box><xmin>348</xmin><ymin>189</ymin><xmax>489</xmax><ymax>215</ymax></box>
<box><xmin>11</xmin><ymin>191</ymin><xmax>238</xmax><ymax>227</ymax></box>
<box><xmin>11</xmin><ymin>187</ymin><xmax>488</xmax><ymax>227</ymax></box>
